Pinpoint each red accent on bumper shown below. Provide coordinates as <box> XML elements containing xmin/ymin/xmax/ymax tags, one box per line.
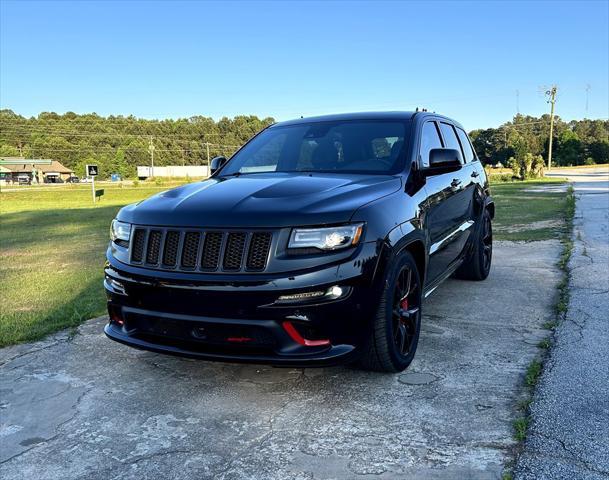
<box><xmin>282</xmin><ymin>321</ymin><xmax>331</xmax><ymax>347</ymax></box>
<box><xmin>227</xmin><ymin>337</ymin><xmax>253</xmax><ymax>343</ymax></box>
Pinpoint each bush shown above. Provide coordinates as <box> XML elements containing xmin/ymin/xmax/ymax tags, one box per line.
<box><xmin>132</xmin><ymin>179</ymin><xmax>140</xmax><ymax>187</ymax></box>
<box><xmin>584</xmin><ymin>157</ymin><xmax>596</xmax><ymax>166</ymax></box>
<box><xmin>154</xmin><ymin>177</ymin><xmax>164</xmax><ymax>186</ymax></box>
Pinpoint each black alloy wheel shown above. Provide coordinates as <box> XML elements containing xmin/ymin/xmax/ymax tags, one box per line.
<box><xmin>392</xmin><ymin>265</ymin><xmax>421</xmax><ymax>358</ymax></box>
<box><xmin>358</xmin><ymin>250</ymin><xmax>423</xmax><ymax>372</ymax></box>
<box><xmin>481</xmin><ymin>212</ymin><xmax>493</xmax><ymax>274</ymax></box>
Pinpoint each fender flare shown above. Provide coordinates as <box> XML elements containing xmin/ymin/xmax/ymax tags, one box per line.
<box><xmin>371</xmin><ymin>222</ymin><xmax>427</xmax><ymax>289</ymax></box>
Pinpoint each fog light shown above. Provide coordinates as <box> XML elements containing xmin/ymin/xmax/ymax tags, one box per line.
<box><xmin>329</xmin><ymin>286</ymin><xmax>343</xmax><ymax>297</ymax></box>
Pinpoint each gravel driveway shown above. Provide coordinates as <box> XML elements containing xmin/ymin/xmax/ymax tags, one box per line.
<box><xmin>1</xmin><ymin>241</ymin><xmax>561</xmax><ymax>480</ymax></box>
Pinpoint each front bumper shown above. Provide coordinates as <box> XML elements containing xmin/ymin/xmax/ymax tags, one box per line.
<box><xmin>104</xmin><ymin>242</ymin><xmax>380</xmax><ymax>366</ymax></box>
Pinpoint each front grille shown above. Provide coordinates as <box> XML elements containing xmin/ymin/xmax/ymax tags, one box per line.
<box><xmin>129</xmin><ymin>227</ymin><xmax>273</xmax><ymax>273</ymax></box>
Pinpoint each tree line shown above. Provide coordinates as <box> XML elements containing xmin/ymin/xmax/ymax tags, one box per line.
<box><xmin>0</xmin><ymin>109</ymin><xmax>607</xmax><ymax>179</ymax></box>
<box><xmin>0</xmin><ymin>110</ymin><xmax>274</xmax><ymax>178</ymax></box>
<box><xmin>470</xmin><ymin>114</ymin><xmax>608</xmax><ymax>171</ymax></box>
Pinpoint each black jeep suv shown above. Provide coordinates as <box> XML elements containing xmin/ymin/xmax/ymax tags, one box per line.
<box><xmin>104</xmin><ymin>112</ymin><xmax>494</xmax><ymax>372</ymax></box>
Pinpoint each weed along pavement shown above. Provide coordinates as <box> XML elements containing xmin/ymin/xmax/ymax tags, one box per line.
<box><xmin>0</xmin><ymin>239</ymin><xmax>562</xmax><ymax>479</ymax></box>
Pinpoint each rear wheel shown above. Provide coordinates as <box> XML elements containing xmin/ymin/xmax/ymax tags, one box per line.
<box><xmin>455</xmin><ymin>209</ymin><xmax>492</xmax><ymax>281</ymax></box>
<box><xmin>358</xmin><ymin>250</ymin><xmax>422</xmax><ymax>373</ymax></box>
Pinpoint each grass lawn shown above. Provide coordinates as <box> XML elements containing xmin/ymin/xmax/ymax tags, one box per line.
<box><xmin>0</xmin><ymin>183</ymin><xmax>185</xmax><ymax>347</ymax></box>
<box><xmin>0</xmin><ymin>177</ymin><xmax>570</xmax><ymax>347</ymax></box>
<box><xmin>491</xmin><ymin>178</ymin><xmax>571</xmax><ymax>241</ymax></box>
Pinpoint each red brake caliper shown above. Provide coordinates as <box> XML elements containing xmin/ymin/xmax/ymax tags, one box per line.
<box><xmin>400</xmin><ymin>298</ymin><xmax>409</xmax><ymax>314</ymax></box>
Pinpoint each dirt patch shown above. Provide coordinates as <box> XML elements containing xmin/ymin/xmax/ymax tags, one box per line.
<box><xmin>495</xmin><ymin>219</ymin><xmax>564</xmax><ymax>233</ymax></box>
<box><xmin>523</xmin><ymin>184</ymin><xmax>568</xmax><ymax>193</ymax></box>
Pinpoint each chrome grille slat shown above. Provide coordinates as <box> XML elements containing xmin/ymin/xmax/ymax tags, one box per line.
<box><xmin>128</xmin><ymin>227</ymin><xmax>273</xmax><ymax>273</ymax></box>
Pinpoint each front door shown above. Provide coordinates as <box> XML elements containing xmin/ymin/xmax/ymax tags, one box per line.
<box><xmin>421</xmin><ymin>121</ymin><xmax>470</xmax><ymax>285</ymax></box>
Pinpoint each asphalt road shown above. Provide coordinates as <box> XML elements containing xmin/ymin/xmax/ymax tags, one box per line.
<box><xmin>1</xmin><ymin>228</ymin><xmax>566</xmax><ymax>480</ymax></box>
<box><xmin>515</xmin><ymin>167</ymin><xmax>609</xmax><ymax>480</ymax></box>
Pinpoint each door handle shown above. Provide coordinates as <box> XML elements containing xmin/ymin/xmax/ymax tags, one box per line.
<box><xmin>451</xmin><ymin>179</ymin><xmax>462</xmax><ymax>188</ymax></box>
<box><xmin>471</xmin><ymin>171</ymin><xmax>480</xmax><ymax>178</ymax></box>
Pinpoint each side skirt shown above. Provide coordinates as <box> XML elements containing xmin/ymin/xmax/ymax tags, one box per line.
<box><xmin>422</xmin><ymin>258</ymin><xmax>464</xmax><ymax>299</ymax></box>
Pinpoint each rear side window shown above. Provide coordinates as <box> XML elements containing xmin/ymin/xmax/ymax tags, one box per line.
<box><xmin>456</xmin><ymin>128</ymin><xmax>476</xmax><ymax>163</ymax></box>
<box><xmin>439</xmin><ymin>123</ymin><xmax>464</xmax><ymax>164</ymax></box>
<box><xmin>420</xmin><ymin>122</ymin><xmax>443</xmax><ymax>167</ymax></box>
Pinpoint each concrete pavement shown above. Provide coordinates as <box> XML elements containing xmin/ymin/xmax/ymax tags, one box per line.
<box><xmin>515</xmin><ymin>167</ymin><xmax>609</xmax><ymax>479</ymax></box>
<box><xmin>0</xmin><ymin>240</ymin><xmax>562</xmax><ymax>480</ymax></box>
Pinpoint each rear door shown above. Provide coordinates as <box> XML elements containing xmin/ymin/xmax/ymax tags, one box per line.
<box><xmin>421</xmin><ymin>120</ymin><xmax>466</xmax><ymax>284</ymax></box>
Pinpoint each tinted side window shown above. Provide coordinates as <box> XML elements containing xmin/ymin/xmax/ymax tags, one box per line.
<box><xmin>420</xmin><ymin>121</ymin><xmax>443</xmax><ymax>167</ymax></box>
<box><xmin>439</xmin><ymin>123</ymin><xmax>464</xmax><ymax>163</ymax></box>
<box><xmin>456</xmin><ymin>128</ymin><xmax>476</xmax><ymax>163</ymax></box>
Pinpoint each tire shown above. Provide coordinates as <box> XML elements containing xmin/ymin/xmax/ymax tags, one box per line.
<box><xmin>358</xmin><ymin>250</ymin><xmax>423</xmax><ymax>373</ymax></box>
<box><xmin>455</xmin><ymin>208</ymin><xmax>493</xmax><ymax>281</ymax></box>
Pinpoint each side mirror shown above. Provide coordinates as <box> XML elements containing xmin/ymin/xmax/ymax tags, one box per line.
<box><xmin>210</xmin><ymin>156</ymin><xmax>227</xmax><ymax>175</ymax></box>
<box><xmin>424</xmin><ymin>149</ymin><xmax>463</xmax><ymax>176</ymax></box>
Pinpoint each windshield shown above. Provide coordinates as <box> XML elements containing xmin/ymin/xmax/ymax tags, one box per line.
<box><xmin>221</xmin><ymin>120</ymin><xmax>408</xmax><ymax>175</ymax></box>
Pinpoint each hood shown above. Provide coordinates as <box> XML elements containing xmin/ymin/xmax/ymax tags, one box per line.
<box><xmin>118</xmin><ymin>172</ymin><xmax>402</xmax><ymax>228</ymax></box>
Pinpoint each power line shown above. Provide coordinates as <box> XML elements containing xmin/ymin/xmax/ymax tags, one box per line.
<box><xmin>0</xmin><ymin>126</ymin><xmax>244</xmax><ymax>138</ymax></box>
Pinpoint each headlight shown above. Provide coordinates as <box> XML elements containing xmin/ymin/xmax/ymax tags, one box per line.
<box><xmin>110</xmin><ymin>219</ymin><xmax>131</xmax><ymax>243</ymax></box>
<box><xmin>288</xmin><ymin>223</ymin><xmax>364</xmax><ymax>252</ymax></box>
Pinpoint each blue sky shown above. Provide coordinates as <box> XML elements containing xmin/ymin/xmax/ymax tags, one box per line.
<box><xmin>1</xmin><ymin>0</ymin><xmax>607</xmax><ymax>129</ymax></box>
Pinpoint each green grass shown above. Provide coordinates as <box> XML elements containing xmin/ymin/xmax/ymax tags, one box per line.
<box><xmin>490</xmin><ymin>178</ymin><xmax>569</xmax><ymax>241</ymax></box>
<box><xmin>525</xmin><ymin>359</ymin><xmax>543</xmax><ymax>387</ymax></box>
<box><xmin>513</xmin><ymin>417</ymin><xmax>529</xmax><ymax>442</ymax></box>
<box><xmin>0</xmin><ymin>183</ymin><xmax>187</xmax><ymax>347</ymax></box>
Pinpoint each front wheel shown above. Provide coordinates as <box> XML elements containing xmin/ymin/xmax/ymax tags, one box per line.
<box><xmin>455</xmin><ymin>209</ymin><xmax>493</xmax><ymax>281</ymax></box>
<box><xmin>358</xmin><ymin>250</ymin><xmax>422</xmax><ymax>373</ymax></box>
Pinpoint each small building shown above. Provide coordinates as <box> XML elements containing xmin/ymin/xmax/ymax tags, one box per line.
<box><xmin>0</xmin><ymin>158</ymin><xmax>75</xmax><ymax>184</ymax></box>
<box><xmin>137</xmin><ymin>165</ymin><xmax>209</xmax><ymax>180</ymax></box>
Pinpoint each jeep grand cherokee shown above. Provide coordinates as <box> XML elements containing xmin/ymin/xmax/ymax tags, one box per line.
<box><xmin>104</xmin><ymin>112</ymin><xmax>494</xmax><ymax>372</ymax></box>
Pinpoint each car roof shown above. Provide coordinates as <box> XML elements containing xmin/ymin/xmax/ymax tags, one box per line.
<box><xmin>271</xmin><ymin>111</ymin><xmax>464</xmax><ymax>130</ymax></box>
<box><xmin>272</xmin><ymin>111</ymin><xmax>417</xmax><ymax>127</ymax></box>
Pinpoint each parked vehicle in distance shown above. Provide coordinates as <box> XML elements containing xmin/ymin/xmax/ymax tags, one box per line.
<box><xmin>104</xmin><ymin>112</ymin><xmax>494</xmax><ymax>372</ymax></box>
<box><xmin>67</xmin><ymin>175</ymin><xmax>80</xmax><ymax>183</ymax></box>
<box><xmin>17</xmin><ymin>174</ymin><xmax>31</xmax><ymax>185</ymax></box>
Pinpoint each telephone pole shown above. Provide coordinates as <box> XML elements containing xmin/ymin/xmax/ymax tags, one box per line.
<box><xmin>585</xmin><ymin>84</ymin><xmax>591</xmax><ymax>115</ymax></box>
<box><xmin>148</xmin><ymin>136</ymin><xmax>155</xmax><ymax>178</ymax></box>
<box><xmin>545</xmin><ymin>86</ymin><xmax>557</xmax><ymax>170</ymax></box>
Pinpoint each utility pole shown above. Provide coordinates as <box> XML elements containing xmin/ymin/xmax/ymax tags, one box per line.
<box><xmin>205</xmin><ymin>142</ymin><xmax>210</xmax><ymax>172</ymax></box>
<box><xmin>585</xmin><ymin>84</ymin><xmax>591</xmax><ymax>115</ymax></box>
<box><xmin>545</xmin><ymin>86</ymin><xmax>557</xmax><ymax>170</ymax></box>
<box><xmin>148</xmin><ymin>136</ymin><xmax>155</xmax><ymax>178</ymax></box>
<box><xmin>516</xmin><ymin>89</ymin><xmax>520</xmax><ymax>114</ymax></box>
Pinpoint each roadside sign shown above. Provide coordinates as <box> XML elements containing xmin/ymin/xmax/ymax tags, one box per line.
<box><xmin>86</xmin><ymin>164</ymin><xmax>100</xmax><ymax>203</ymax></box>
